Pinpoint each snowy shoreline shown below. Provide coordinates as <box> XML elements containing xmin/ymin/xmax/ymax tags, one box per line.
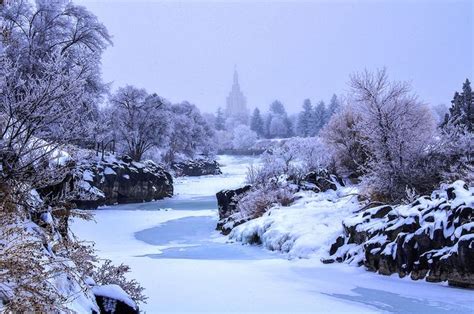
<box><xmin>71</xmin><ymin>155</ymin><xmax>474</xmax><ymax>313</ymax></box>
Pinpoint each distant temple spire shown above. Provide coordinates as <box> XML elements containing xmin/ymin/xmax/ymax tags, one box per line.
<box><xmin>225</xmin><ymin>67</ymin><xmax>249</xmax><ymax>124</ymax></box>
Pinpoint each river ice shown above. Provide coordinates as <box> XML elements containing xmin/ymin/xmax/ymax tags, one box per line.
<box><xmin>71</xmin><ymin>155</ymin><xmax>474</xmax><ymax>313</ymax></box>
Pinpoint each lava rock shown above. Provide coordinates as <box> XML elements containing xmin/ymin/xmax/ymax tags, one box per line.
<box><xmin>172</xmin><ymin>159</ymin><xmax>222</xmax><ymax>177</ymax></box>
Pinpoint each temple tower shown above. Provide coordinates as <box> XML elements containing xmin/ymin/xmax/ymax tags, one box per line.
<box><xmin>225</xmin><ymin>68</ymin><xmax>249</xmax><ymax>124</ymax></box>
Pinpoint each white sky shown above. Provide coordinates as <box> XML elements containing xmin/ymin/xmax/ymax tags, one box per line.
<box><xmin>76</xmin><ymin>0</ymin><xmax>474</xmax><ymax>113</ymax></box>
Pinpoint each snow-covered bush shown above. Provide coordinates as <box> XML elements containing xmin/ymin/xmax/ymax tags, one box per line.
<box><xmin>245</xmin><ymin>137</ymin><xmax>330</xmax><ymax>187</ymax></box>
<box><xmin>234</xmin><ymin>185</ymin><xmax>296</xmax><ymax>221</ymax></box>
<box><xmin>229</xmin><ymin>187</ymin><xmax>360</xmax><ymax>258</ymax></box>
<box><xmin>92</xmin><ymin>260</ymin><xmax>147</xmax><ymax>305</ymax></box>
<box><xmin>232</xmin><ymin>124</ymin><xmax>257</xmax><ymax>150</ymax></box>
<box><xmin>321</xmin><ymin>105</ymin><xmax>367</xmax><ymax>178</ymax></box>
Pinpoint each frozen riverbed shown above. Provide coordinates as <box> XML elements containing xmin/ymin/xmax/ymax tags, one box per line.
<box><xmin>72</xmin><ymin>155</ymin><xmax>474</xmax><ymax>313</ymax></box>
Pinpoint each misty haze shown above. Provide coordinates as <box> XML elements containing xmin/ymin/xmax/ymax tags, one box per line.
<box><xmin>0</xmin><ymin>0</ymin><xmax>473</xmax><ymax>313</ymax></box>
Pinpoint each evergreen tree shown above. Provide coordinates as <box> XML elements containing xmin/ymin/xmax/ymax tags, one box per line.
<box><xmin>269</xmin><ymin>100</ymin><xmax>287</xmax><ymax>115</ymax></box>
<box><xmin>250</xmin><ymin>107</ymin><xmax>265</xmax><ymax>137</ymax></box>
<box><xmin>267</xmin><ymin>100</ymin><xmax>291</xmax><ymax>138</ymax></box>
<box><xmin>444</xmin><ymin>79</ymin><xmax>474</xmax><ymax>131</ymax></box>
<box><xmin>296</xmin><ymin>99</ymin><xmax>313</xmax><ymax>137</ymax></box>
<box><xmin>313</xmin><ymin>100</ymin><xmax>327</xmax><ymax>135</ymax></box>
<box><xmin>326</xmin><ymin>94</ymin><xmax>340</xmax><ymax>120</ymax></box>
<box><xmin>215</xmin><ymin>107</ymin><xmax>226</xmax><ymax>130</ymax></box>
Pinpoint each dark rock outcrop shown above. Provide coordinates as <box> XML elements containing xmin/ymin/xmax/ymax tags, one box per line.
<box><xmin>92</xmin><ymin>284</ymin><xmax>138</xmax><ymax>314</ymax></box>
<box><xmin>40</xmin><ymin>156</ymin><xmax>173</xmax><ymax>209</ymax></box>
<box><xmin>216</xmin><ymin>185</ymin><xmax>251</xmax><ymax>235</ymax></box>
<box><xmin>325</xmin><ymin>181</ymin><xmax>474</xmax><ymax>288</ymax></box>
<box><xmin>301</xmin><ymin>169</ymin><xmax>344</xmax><ymax>192</ymax></box>
<box><xmin>172</xmin><ymin>159</ymin><xmax>221</xmax><ymax>177</ymax></box>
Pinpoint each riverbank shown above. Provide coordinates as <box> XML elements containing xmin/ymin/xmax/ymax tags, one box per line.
<box><xmin>71</xmin><ymin>155</ymin><xmax>474</xmax><ymax>313</ymax></box>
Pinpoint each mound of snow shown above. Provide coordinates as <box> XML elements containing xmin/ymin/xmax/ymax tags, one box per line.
<box><xmin>229</xmin><ymin>187</ymin><xmax>360</xmax><ymax>258</ymax></box>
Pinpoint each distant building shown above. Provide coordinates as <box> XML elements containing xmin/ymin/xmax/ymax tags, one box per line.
<box><xmin>225</xmin><ymin>68</ymin><xmax>249</xmax><ymax>125</ymax></box>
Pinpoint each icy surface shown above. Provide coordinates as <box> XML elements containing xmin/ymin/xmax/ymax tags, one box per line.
<box><xmin>72</xmin><ymin>155</ymin><xmax>474</xmax><ymax>313</ymax></box>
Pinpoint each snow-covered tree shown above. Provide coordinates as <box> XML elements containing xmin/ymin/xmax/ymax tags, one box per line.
<box><xmin>215</xmin><ymin>107</ymin><xmax>226</xmax><ymax>131</ymax></box>
<box><xmin>349</xmin><ymin>68</ymin><xmax>436</xmax><ymax>200</ymax></box>
<box><xmin>109</xmin><ymin>86</ymin><xmax>168</xmax><ymax>162</ymax></box>
<box><xmin>321</xmin><ymin>105</ymin><xmax>367</xmax><ymax>177</ymax></box>
<box><xmin>313</xmin><ymin>100</ymin><xmax>327</xmax><ymax>135</ymax></box>
<box><xmin>250</xmin><ymin>107</ymin><xmax>265</xmax><ymax>137</ymax></box>
<box><xmin>296</xmin><ymin>99</ymin><xmax>313</xmax><ymax>137</ymax></box>
<box><xmin>266</xmin><ymin>100</ymin><xmax>292</xmax><ymax>138</ymax></box>
<box><xmin>269</xmin><ymin>116</ymin><xmax>288</xmax><ymax>138</ymax></box>
<box><xmin>435</xmin><ymin>79</ymin><xmax>474</xmax><ymax>183</ymax></box>
<box><xmin>164</xmin><ymin>101</ymin><xmax>216</xmax><ymax>163</ymax></box>
<box><xmin>232</xmin><ymin>124</ymin><xmax>257</xmax><ymax>150</ymax></box>
<box><xmin>326</xmin><ymin>94</ymin><xmax>340</xmax><ymax>120</ymax></box>
<box><xmin>443</xmin><ymin>79</ymin><xmax>473</xmax><ymax>131</ymax></box>
<box><xmin>1</xmin><ymin>0</ymin><xmax>112</xmax><ymax>148</ymax></box>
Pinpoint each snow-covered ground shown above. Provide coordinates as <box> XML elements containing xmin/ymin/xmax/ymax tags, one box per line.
<box><xmin>72</xmin><ymin>155</ymin><xmax>474</xmax><ymax>313</ymax></box>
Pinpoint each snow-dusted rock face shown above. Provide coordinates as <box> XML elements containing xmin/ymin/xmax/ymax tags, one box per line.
<box><xmin>171</xmin><ymin>159</ymin><xmax>222</xmax><ymax>177</ymax></box>
<box><xmin>301</xmin><ymin>169</ymin><xmax>344</xmax><ymax>193</ymax></box>
<box><xmin>61</xmin><ymin>156</ymin><xmax>173</xmax><ymax>209</ymax></box>
<box><xmin>216</xmin><ymin>185</ymin><xmax>252</xmax><ymax>234</ymax></box>
<box><xmin>325</xmin><ymin>181</ymin><xmax>474</xmax><ymax>288</ymax></box>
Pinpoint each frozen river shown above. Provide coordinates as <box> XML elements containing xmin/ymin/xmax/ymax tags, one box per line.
<box><xmin>72</xmin><ymin>155</ymin><xmax>474</xmax><ymax>313</ymax></box>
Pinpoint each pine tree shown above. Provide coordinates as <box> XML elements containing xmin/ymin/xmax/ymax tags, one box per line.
<box><xmin>250</xmin><ymin>107</ymin><xmax>265</xmax><ymax>137</ymax></box>
<box><xmin>462</xmin><ymin>79</ymin><xmax>473</xmax><ymax>131</ymax></box>
<box><xmin>268</xmin><ymin>100</ymin><xmax>291</xmax><ymax>138</ymax></box>
<box><xmin>326</xmin><ymin>94</ymin><xmax>340</xmax><ymax>120</ymax></box>
<box><xmin>215</xmin><ymin>107</ymin><xmax>226</xmax><ymax>131</ymax></box>
<box><xmin>296</xmin><ymin>99</ymin><xmax>313</xmax><ymax>137</ymax></box>
<box><xmin>313</xmin><ymin>100</ymin><xmax>327</xmax><ymax>135</ymax></box>
<box><xmin>444</xmin><ymin>79</ymin><xmax>474</xmax><ymax>131</ymax></box>
<box><xmin>269</xmin><ymin>100</ymin><xmax>286</xmax><ymax>115</ymax></box>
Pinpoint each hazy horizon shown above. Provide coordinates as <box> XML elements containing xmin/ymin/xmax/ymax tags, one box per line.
<box><xmin>77</xmin><ymin>0</ymin><xmax>473</xmax><ymax>113</ymax></box>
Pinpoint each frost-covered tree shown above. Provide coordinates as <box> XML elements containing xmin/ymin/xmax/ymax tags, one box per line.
<box><xmin>313</xmin><ymin>101</ymin><xmax>327</xmax><ymax>135</ymax></box>
<box><xmin>164</xmin><ymin>101</ymin><xmax>216</xmax><ymax>163</ymax></box>
<box><xmin>0</xmin><ymin>0</ymin><xmax>112</xmax><ymax>148</ymax></box>
<box><xmin>326</xmin><ymin>94</ymin><xmax>340</xmax><ymax>120</ymax></box>
<box><xmin>215</xmin><ymin>107</ymin><xmax>226</xmax><ymax>131</ymax></box>
<box><xmin>250</xmin><ymin>107</ymin><xmax>265</xmax><ymax>137</ymax></box>
<box><xmin>432</xmin><ymin>103</ymin><xmax>449</xmax><ymax>125</ymax></box>
<box><xmin>443</xmin><ymin>79</ymin><xmax>473</xmax><ymax>132</ymax></box>
<box><xmin>321</xmin><ymin>105</ymin><xmax>367</xmax><ymax>177</ymax></box>
<box><xmin>349</xmin><ymin>68</ymin><xmax>435</xmax><ymax>200</ymax></box>
<box><xmin>296</xmin><ymin>99</ymin><xmax>313</xmax><ymax>137</ymax></box>
<box><xmin>0</xmin><ymin>56</ymin><xmax>90</xmax><ymax>183</ymax></box>
<box><xmin>269</xmin><ymin>116</ymin><xmax>288</xmax><ymax>138</ymax></box>
<box><xmin>110</xmin><ymin>86</ymin><xmax>168</xmax><ymax>162</ymax></box>
<box><xmin>266</xmin><ymin>100</ymin><xmax>292</xmax><ymax>138</ymax></box>
<box><xmin>269</xmin><ymin>100</ymin><xmax>287</xmax><ymax>116</ymax></box>
<box><xmin>232</xmin><ymin>124</ymin><xmax>257</xmax><ymax>150</ymax></box>
<box><xmin>435</xmin><ymin>79</ymin><xmax>474</xmax><ymax>183</ymax></box>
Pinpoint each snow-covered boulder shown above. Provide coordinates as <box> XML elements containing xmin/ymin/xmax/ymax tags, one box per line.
<box><xmin>326</xmin><ymin>181</ymin><xmax>474</xmax><ymax>288</ymax></box>
<box><xmin>171</xmin><ymin>159</ymin><xmax>222</xmax><ymax>177</ymax></box>
<box><xmin>216</xmin><ymin>185</ymin><xmax>252</xmax><ymax>234</ymax></box>
<box><xmin>40</xmin><ymin>155</ymin><xmax>173</xmax><ymax>209</ymax></box>
<box><xmin>301</xmin><ymin>169</ymin><xmax>344</xmax><ymax>193</ymax></box>
<box><xmin>92</xmin><ymin>284</ymin><xmax>138</xmax><ymax>314</ymax></box>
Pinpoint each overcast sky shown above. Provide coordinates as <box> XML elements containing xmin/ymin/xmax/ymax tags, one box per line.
<box><xmin>76</xmin><ymin>0</ymin><xmax>473</xmax><ymax>114</ymax></box>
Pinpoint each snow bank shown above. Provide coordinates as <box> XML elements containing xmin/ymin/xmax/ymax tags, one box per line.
<box><xmin>328</xmin><ymin>180</ymin><xmax>474</xmax><ymax>288</ymax></box>
<box><xmin>229</xmin><ymin>187</ymin><xmax>360</xmax><ymax>258</ymax></box>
